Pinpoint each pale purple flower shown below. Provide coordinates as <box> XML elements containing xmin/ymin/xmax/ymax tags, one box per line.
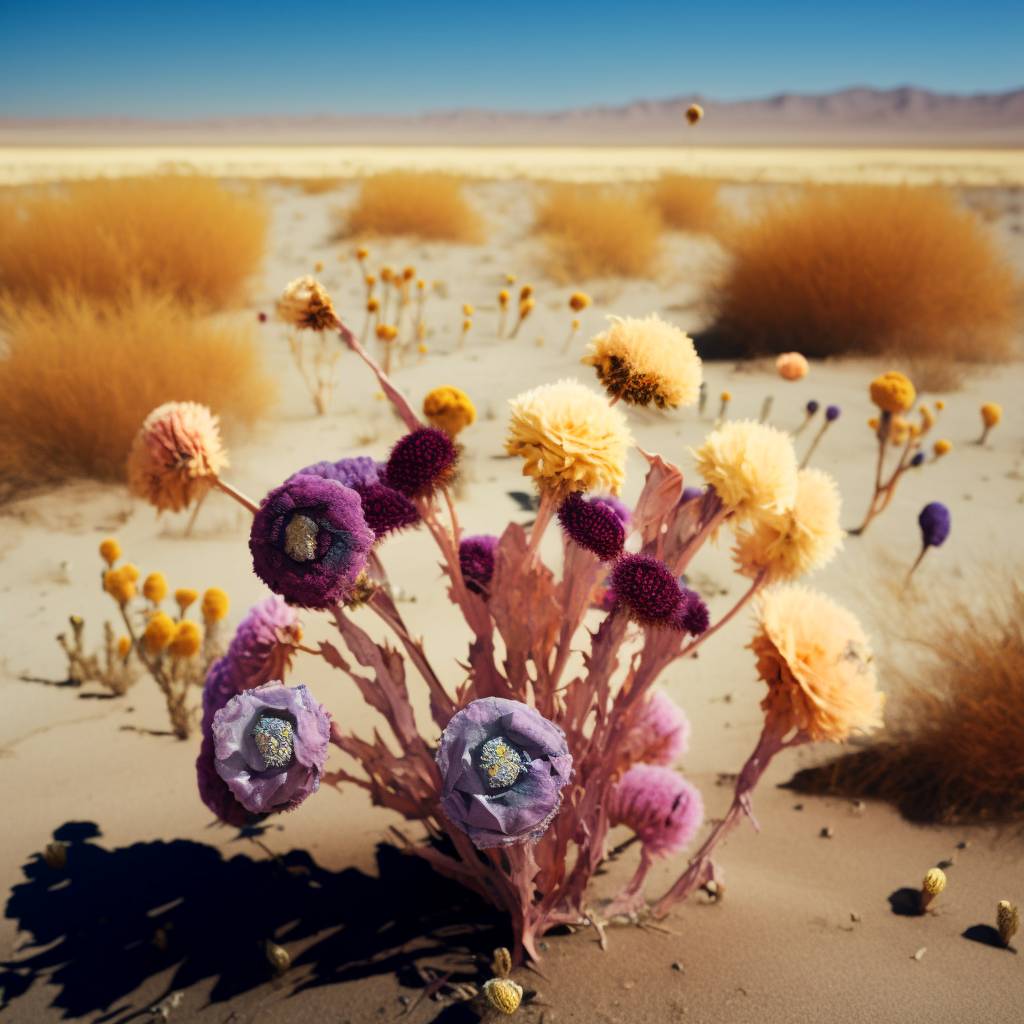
<box><xmin>228</xmin><ymin>595</ymin><xmax>303</xmax><ymax>689</ymax></box>
<box><xmin>213</xmin><ymin>682</ymin><xmax>331</xmax><ymax>815</ymax></box>
<box><xmin>825</xmin><ymin>405</ymin><xmax>841</xmax><ymax>422</ymax></box>
<box><xmin>680</xmin><ymin>486</ymin><xmax>704</xmax><ymax>505</ymax></box>
<box><xmin>806</xmin><ymin>400</ymin><xmax>819</xmax><ymax>415</ymax></box>
<box><xmin>196</xmin><ymin>656</ymin><xmax>251</xmax><ymax>826</ymax></box>
<box><xmin>607</xmin><ymin>764</ymin><xmax>704</xmax><ymax>857</ymax></box>
<box><xmin>460</xmin><ymin>534</ymin><xmax>499</xmax><ymax>595</ymax></box>
<box><xmin>624</xmin><ymin>691</ymin><xmax>691</xmax><ymax>766</ymax></box>
<box><xmin>435</xmin><ymin>697</ymin><xmax>573</xmax><ymax>849</ymax></box>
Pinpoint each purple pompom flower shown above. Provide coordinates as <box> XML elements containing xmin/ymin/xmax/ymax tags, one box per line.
<box><xmin>250</xmin><ymin>475</ymin><xmax>374</xmax><ymax>609</ymax></box>
<box><xmin>624</xmin><ymin>691</ymin><xmax>691</xmax><ymax>766</ymax></box>
<box><xmin>196</xmin><ymin>657</ymin><xmax>251</xmax><ymax>826</ymax></box>
<box><xmin>460</xmin><ymin>534</ymin><xmax>499</xmax><ymax>595</ymax></box>
<box><xmin>593</xmin><ymin>495</ymin><xmax>633</xmax><ymax>530</ymax></box>
<box><xmin>806</xmin><ymin>400</ymin><xmax>820</xmax><ymax>415</ymax></box>
<box><xmin>919</xmin><ymin>502</ymin><xmax>951</xmax><ymax>548</ymax></box>
<box><xmin>825</xmin><ymin>404</ymin><xmax>841</xmax><ymax>422</ymax></box>
<box><xmin>435</xmin><ymin>697</ymin><xmax>573</xmax><ymax>849</ymax></box>
<box><xmin>670</xmin><ymin>587</ymin><xmax>709</xmax><ymax>636</ymax></box>
<box><xmin>291</xmin><ymin>455</ymin><xmax>380</xmax><ymax>490</ymax></box>
<box><xmin>557</xmin><ymin>492</ymin><xmax>626</xmax><ymax>561</ymax></box>
<box><xmin>608</xmin><ymin>554</ymin><xmax>681</xmax><ymax>625</ymax></box>
<box><xmin>607</xmin><ymin>764</ymin><xmax>704</xmax><ymax>857</ymax></box>
<box><xmin>213</xmin><ymin>681</ymin><xmax>331</xmax><ymax>815</ymax></box>
<box><xmin>228</xmin><ymin>595</ymin><xmax>303</xmax><ymax>689</ymax></box>
<box><xmin>680</xmin><ymin>486</ymin><xmax>704</xmax><ymax>505</ymax></box>
<box><xmin>384</xmin><ymin>427</ymin><xmax>458</xmax><ymax>497</ymax></box>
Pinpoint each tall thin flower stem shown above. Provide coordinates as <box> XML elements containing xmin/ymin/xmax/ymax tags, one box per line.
<box><xmin>799</xmin><ymin>420</ymin><xmax>831</xmax><ymax>470</ymax></box>
<box><xmin>679</xmin><ymin>570</ymin><xmax>767</xmax><ymax>659</ymax></box>
<box><xmin>527</xmin><ymin>488</ymin><xmax>558</xmax><ymax>558</ymax></box>
<box><xmin>212</xmin><ymin>477</ymin><xmax>259</xmax><ymax>515</ymax></box>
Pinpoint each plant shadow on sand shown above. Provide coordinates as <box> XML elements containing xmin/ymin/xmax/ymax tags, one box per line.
<box><xmin>1</xmin><ymin>822</ymin><xmax>502</xmax><ymax>1021</ymax></box>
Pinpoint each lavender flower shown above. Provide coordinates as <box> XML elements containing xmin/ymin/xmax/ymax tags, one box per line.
<box><xmin>919</xmin><ymin>502</ymin><xmax>951</xmax><ymax>548</ymax></box>
<box><xmin>594</xmin><ymin>495</ymin><xmax>633</xmax><ymax>530</ymax></box>
<box><xmin>608</xmin><ymin>554</ymin><xmax>682</xmax><ymax>625</ymax></box>
<box><xmin>213</xmin><ymin>682</ymin><xmax>331</xmax><ymax>814</ymax></box>
<box><xmin>228</xmin><ymin>595</ymin><xmax>303</xmax><ymax>688</ymax></box>
<box><xmin>384</xmin><ymin>427</ymin><xmax>458</xmax><ymax>497</ymax></box>
<box><xmin>624</xmin><ymin>691</ymin><xmax>691</xmax><ymax>766</ymax></box>
<box><xmin>607</xmin><ymin>764</ymin><xmax>704</xmax><ymax>857</ymax></box>
<box><xmin>250</xmin><ymin>475</ymin><xmax>374</xmax><ymax>609</ymax></box>
<box><xmin>290</xmin><ymin>456</ymin><xmax>380</xmax><ymax>490</ymax></box>
<box><xmin>825</xmin><ymin>405</ymin><xmax>841</xmax><ymax>422</ymax></box>
<box><xmin>670</xmin><ymin>587</ymin><xmax>709</xmax><ymax>636</ymax></box>
<box><xmin>460</xmin><ymin>535</ymin><xmax>499</xmax><ymax>595</ymax></box>
<box><xmin>557</xmin><ymin>492</ymin><xmax>626</xmax><ymax>561</ymax></box>
<box><xmin>806</xmin><ymin>400</ymin><xmax>819</xmax><ymax>415</ymax></box>
<box><xmin>196</xmin><ymin>657</ymin><xmax>251</xmax><ymax>826</ymax></box>
<box><xmin>435</xmin><ymin>697</ymin><xmax>573</xmax><ymax>849</ymax></box>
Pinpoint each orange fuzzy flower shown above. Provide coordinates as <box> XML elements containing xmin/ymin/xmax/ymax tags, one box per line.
<box><xmin>775</xmin><ymin>352</ymin><xmax>809</xmax><ymax>381</ymax></box>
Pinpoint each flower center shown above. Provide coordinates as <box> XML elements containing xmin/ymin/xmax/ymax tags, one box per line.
<box><xmin>284</xmin><ymin>514</ymin><xmax>319</xmax><ymax>562</ymax></box>
<box><xmin>251</xmin><ymin>715</ymin><xmax>294</xmax><ymax>768</ymax></box>
<box><xmin>478</xmin><ymin>735</ymin><xmax>528</xmax><ymax>789</ymax></box>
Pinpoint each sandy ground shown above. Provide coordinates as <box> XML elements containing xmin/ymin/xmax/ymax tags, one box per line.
<box><xmin>2</xmin><ymin>174</ymin><xmax>1024</xmax><ymax>1023</ymax></box>
<box><xmin>2</xmin><ymin>145</ymin><xmax>1024</xmax><ymax>187</ymax></box>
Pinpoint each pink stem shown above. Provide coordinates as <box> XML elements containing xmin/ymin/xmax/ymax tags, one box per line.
<box><xmin>679</xmin><ymin>570</ymin><xmax>766</xmax><ymax>659</ymax></box>
<box><xmin>212</xmin><ymin>476</ymin><xmax>259</xmax><ymax>515</ymax></box>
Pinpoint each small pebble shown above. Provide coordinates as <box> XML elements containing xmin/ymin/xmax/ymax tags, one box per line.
<box><xmin>539</xmin><ymin>942</ymin><xmax>548</xmax><ymax>951</ymax></box>
<box><xmin>957</xmin><ymin>841</ymin><xmax>969</xmax><ymax>850</ymax></box>
<box><xmin>851</xmin><ymin>800</ymin><xmax>866</xmax><ymax>814</ymax></box>
<box><xmin>671</xmin><ymin>962</ymin><xmax>683</xmax><ymax>972</ymax></box>
<box><xmin>913</xmin><ymin>947</ymin><xmax>927</xmax><ymax>961</ymax></box>
<box><xmin>850</xmin><ymin>912</ymin><xmax>861</xmax><ymax>923</ymax></box>
<box><xmin>622</xmin><ymin>981</ymin><xmax>635</xmax><ymax>991</ymax></box>
<box><xmin>820</xmin><ymin>827</ymin><xmax>834</xmax><ymax>838</ymax></box>
<box><xmin>793</xmin><ymin>804</ymin><xmax>804</xmax><ymax>811</ymax></box>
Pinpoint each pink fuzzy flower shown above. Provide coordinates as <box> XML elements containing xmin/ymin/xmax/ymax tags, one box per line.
<box><xmin>607</xmin><ymin>764</ymin><xmax>704</xmax><ymax>857</ymax></box>
<box><xmin>625</xmin><ymin>691</ymin><xmax>690</xmax><ymax>766</ymax></box>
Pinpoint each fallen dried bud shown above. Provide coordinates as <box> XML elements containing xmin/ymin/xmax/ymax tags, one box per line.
<box><xmin>484</xmin><ymin>978</ymin><xmax>523</xmax><ymax>1015</ymax></box>
<box><xmin>997</xmin><ymin>901</ymin><xmax>1019</xmax><ymax>948</ymax></box>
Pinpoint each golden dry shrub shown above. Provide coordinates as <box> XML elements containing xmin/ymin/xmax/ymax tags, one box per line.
<box><xmin>340</xmin><ymin>172</ymin><xmax>483</xmax><ymax>242</ymax></box>
<box><xmin>787</xmin><ymin>575</ymin><xmax>1024</xmax><ymax>825</ymax></box>
<box><xmin>649</xmin><ymin>174</ymin><xmax>721</xmax><ymax>234</ymax></box>
<box><xmin>706</xmin><ymin>185</ymin><xmax>1019</xmax><ymax>361</ymax></box>
<box><xmin>0</xmin><ymin>175</ymin><xmax>268</xmax><ymax>310</ymax></box>
<box><xmin>0</xmin><ymin>291</ymin><xmax>275</xmax><ymax>495</ymax></box>
<box><xmin>532</xmin><ymin>184</ymin><xmax>662</xmax><ymax>282</ymax></box>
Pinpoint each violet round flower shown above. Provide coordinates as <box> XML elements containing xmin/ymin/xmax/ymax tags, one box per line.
<box><xmin>608</xmin><ymin>554</ymin><xmax>684</xmax><ymax>626</ymax></box>
<box><xmin>196</xmin><ymin>657</ymin><xmax>251</xmax><ymax>826</ymax></box>
<box><xmin>624</xmin><ymin>691</ymin><xmax>691</xmax><ymax>766</ymax></box>
<box><xmin>680</xmin><ymin>485</ymin><xmax>704</xmax><ymax>505</ymax></box>
<box><xmin>608</xmin><ymin>764</ymin><xmax>704</xmax><ymax>857</ymax></box>
<box><xmin>557</xmin><ymin>492</ymin><xmax>626</xmax><ymax>561</ymax></box>
<box><xmin>250</xmin><ymin>475</ymin><xmax>374</xmax><ymax>609</ymax></box>
<box><xmin>594</xmin><ymin>495</ymin><xmax>633</xmax><ymax>530</ymax></box>
<box><xmin>384</xmin><ymin>427</ymin><xmax>458</xmax><ymax>497</ymax></box>
<box><xmin>228</xmin><ymin>595</ymin><xmax>303</xmax><ymax>689</ymax></box>
<box><xmin>291</xmin><ymin>455</ymin><xmax>380</xmax><ymax>490</ymax></box>
<box><xmin>213</xmin><ymin>681</ymin><xmax>331</xmax><ymax>815</ymax></box>
<box><xmin>436</xmin><ymin>697</ymin><xmax>573</xmax><ymax>849</ymax></box>
<box><xmin>910</xmin><ymin>452</ymin><xmax>926</xmax><ymax>468</ymax></box>
<box><xmin>670</xmin><ymin>587</ymin><xmax>710</xmax><ymax>636</ymax></box>
<box><xmin>825</xmin><ymin>404</ymin><xmax>841</xmax><ymax>422</ymax></box>
<box><xmin>460</xmin><ymin>534</ymin><xmax>499</xmax><ymax>595</ymax></box>
<box><xmin>806</xmin><ymin>400</ymin><xmax>820</xmax><ymax>415</ymax></box>
<box><xmin>919</xmin><ymin>502</ymin><xmax>951</xmax><ymax>549</ymax></box>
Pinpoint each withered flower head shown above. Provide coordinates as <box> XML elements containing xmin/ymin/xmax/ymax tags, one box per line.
<box><xmin>276</xmin><ymin>276</ymin><xmax>339</xmax><ymax>332</ymax></box>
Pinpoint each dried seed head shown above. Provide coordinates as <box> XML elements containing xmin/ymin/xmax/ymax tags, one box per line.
<box><xmin>491</xmin><ymin>946</ymin><xmax>512</xmax><ymax>979</ymax></box>
<box><xmin>997</xmin><ymin>901</ymin><xmax>1019</xmax><ymax>948</ymax></box>
<box><xmin>265</xmin><ymin>940</ymin><xmax>290</xmax><ymax>974</ymax></box>
<box><xmin>686</xmin><ymin>103</ymin><xmax>704</xmax><ymax>125</ymax></box>
<box><xmin>43</xmin><ymin>842</ymin><xmax>67</xmax><ymax>870</ymax></box>
<box><xmin>484</xmin><ymin>978</ymin><xmax>523</xmax><ymax>1015</ymax></box>
<box><xmin>919</xmin><ymin>867</ymin><xmax>946</xmax><ymax>910</ymax></box>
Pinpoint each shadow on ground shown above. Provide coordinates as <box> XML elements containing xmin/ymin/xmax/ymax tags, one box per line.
<box><xmin>1</xmin><ymin>822</ymin><xmax>502</xmax><ymax>1020</ymax></box>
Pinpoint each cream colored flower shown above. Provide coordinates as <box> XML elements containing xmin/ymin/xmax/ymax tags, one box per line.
<box><xmin>506</xmin><ymin>380</ymin><xmax>632</xmax><ymax>495</ymax></box>
<box><xmin>751</xmin><ymin>585</ymin><xmax>884</xmax><ymax>744</ymax></box>
<box><xmin>732</xmin><ymin>468</ymin><xmax>843</xmax><ymax>582</ymax></box>
<box><xmin>275</xmin><ymin>276</ymin><xmax>338</xmax><ymax>331</ymax></box>
<box><xmin>689</xmin><ymin>420</ymin><xmax>798</xmax><ymax>522</ymax></box>
<box><xmin>582</xmin><ymin>314</ymin><xmax>702</xmax><ymax>409</ymax></box>
<box><xmin>127</xmin><ymin>402</ymin><xmax>227</xmax><ymax>514</ymax></box>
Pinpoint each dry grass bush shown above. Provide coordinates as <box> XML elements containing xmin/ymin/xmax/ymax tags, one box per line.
<box><xmin>788</xmin><ymin>575</ymin><xmax>1024</xmax><ymax>825</ymax></box>
<box><xmin>704</xmin><ymin>186</ymin><xmax>1019</xmax><ymax>362</ymax></box>
<box><xmin>532</xmin><ymin>183</ymin><xmax>663</xmax><ymax>282</ymax></box>
<box><xmin>650</xmin><ymin>174</ymin><xmax>721</xmax><ymax>234</ymax></box>
<box><xmin>0</xmin><ymin>291</ymin><xmax>275</xmax><ymax>496</ymax></box>
<box><xmin>0</xmin><ymin>175</ymin><xmax>267</xmax><ymax>310</ymax></box>
<box><xmin>298</xmin><ymin>177</ymin><xmax>344</xmax><ymax>195</ymax></box>
<box><xmin>340</xmin><ymin>171</ymin><xmax>483</xmax><ymax>242</ymax></box>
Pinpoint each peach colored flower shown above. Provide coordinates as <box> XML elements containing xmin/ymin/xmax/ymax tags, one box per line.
<box><xmin>276</xmin><ymin>276</ymin><xmax>338</xmax><ymax>331</ymax></box>
<box><xmin>775</xmin><ymin>352</ymin><xmax>809</xmax><ymax>381</ymax></box>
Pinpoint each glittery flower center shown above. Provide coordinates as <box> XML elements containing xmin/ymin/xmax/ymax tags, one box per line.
<box><xmin>284</xmin><ymin>514</ymin><xmax>319</xmax><ymax>561</ymax></box>
<box><xmin>251</xmin><ymin>715</ymin><xmax>295</xmax><ymax>768</ymax></box>
<box><xmin>478</xmin><ymin>735</ymin><xmax>529</xmax><ymax>789</ymax></box>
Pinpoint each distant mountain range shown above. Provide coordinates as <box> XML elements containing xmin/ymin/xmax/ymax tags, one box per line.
<box><xmin>2</xmin><ymin>87</ymin><xmax>1023</xmax><ymax>146</ymax></box>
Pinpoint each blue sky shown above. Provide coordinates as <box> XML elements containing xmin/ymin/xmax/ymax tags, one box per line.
<box><xmin>0</xmin><ymin>1</ymin><xmax>1021</xmax><ymax>117</ymax></box>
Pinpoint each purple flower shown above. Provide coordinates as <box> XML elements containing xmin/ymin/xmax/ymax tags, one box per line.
<box><xmin>919</xmin><ymin>502</ymin><xmax>951</xmax><ymax>548</ymax></box>
<box><xmin>670</xmin><ymin>587</ymin><xmax>709</xmax><ymax>636</ymax></box>
<box><xmin>825</xmin><ymin>405</ymin><xmax>841</xmax><ymax>422</ymax></box>
<box><xmin>608</xmin><ymin>555</ymin><xmax>681</xmax><ymax>624</ymax></box>
<box><xmin>196</xmin><ymin>657</ymin><xmax>251</xmax><ymax>826</ymax></box>
<box><xmin>460</xmin><ymin>534</ymin><xmax>499</xmax><ymax>595</ymax></box>
<box><xmin>624</xmin><ymin>691</ymin><xmax>691</xmax><ymax>766</ymax></box>
<box><xmin>910</xmin><ymin>452</ymin><xmax>925</xmax><ymax>468</ymax></box>
<box><xmin>291</xmin><ymin>456</ymin><xmax>380</xmax><ymax>490</ymax></box>
<box><xmin>594</xmin><ymin>495</ymin><xmax>633</xmax><ymax>530</ymax></box>
<box><xmin>435</xmin><ymin>697</ymin><xmax>573</xmax><ymax>849</ymax></box>
<box><xmin>384</xmin><ymin>427</ymin><xmax>458</xmax><ymax>497</ymax></box>
<box><xmin>213</xmin><ymin>682</ymin><xmax>331</xmax><ymax>815</ymax></box>
<box><xmin>806</xmin><ymin>400</ymin><xmax>819</xmax><ymax>415</ymax></box>
<box><xmin>557</xmin><ymin>492</ymin><xmax>626</xmax><ymax>561</ymax></box>
<box><xmin>680</xmin><ymin>486</ymin><xmax>704</xmax><ymax>505</ymax></box>
<box><xmin>250</xmin><ymin>475</ymin><xmax>374</xmax><ymax>609</ymax></box>
<box><xmin>608</xmin><ymin>765</ymin><xmax>704</xmax><ymax>857</ymax></box>
<box><xmin>258</xmin><ymin>312</ymin><xmax>267</xmax><ymax>323</ymax></box>
<box><xmin>228</xmin><ymin>595</ymin><xmax>303</xmax><ymax>689</ymax></box>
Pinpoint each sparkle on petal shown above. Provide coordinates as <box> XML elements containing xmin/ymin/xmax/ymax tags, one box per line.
<box><xmin>251</xmin><ymin>715</ymin><xmax>295</xmax><ymax>768</ymax></box>
<box><xmin>284</xmin><ymin>514</ymin><xmax>319</xmax><ymax>562</ymax></box>
<box><xmin>478</xmin><ymin>735</ymin><xmax>528</xmax><ymax>789</ymax></box>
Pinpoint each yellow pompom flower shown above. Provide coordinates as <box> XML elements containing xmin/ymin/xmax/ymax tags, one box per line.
<box><xmin>367</xmin><ymin>297</ymin><xmax>380</xmax><ymax>312</ymax></box>
<box><xmin>506</xmin><ymin>380</ymin><xmax>632</xmax><ymax>496</ymax></box>
<box><xmin>117</xmin><ymin>636</ymin><xmax>132</xmax><ymax>659</ymax></box>
<box><xmin>519</xmin><ymin>285</ymin><xmax>533</xmax><ymax>300</ymax></box>
<box><xmin>201</xmin><ymin>587</ymin><xmax>230</xmax><ymax>622</ymax></box>
<box><xmin>365</xmin><ymin>274</ymin><xmax>376</xmax><ymax>288</ymax></box>
<box><xmin>99</xmin><ymin>538</ymin><xmax>121</xmax><ymax>566</ymax></box>
<box><xmin>686</xmin><ymin>103</ymin><xmax>704</xmax><ymax>125</ymax></box>
<box><xmin>690</xmin><ymin>420</ymin><xmax>799</xmax><ymax>523</ymax></box>
<box><xmin>981</xmin><ymin>402</ymin><xmax>1002</xmax><ymax>428</ymax></box>
<box><xmin>506</xmin><ymin>273</ymin><xmax>517</xmax><ymax>284</ymax></box>
<box><xmin>919</xmin><ymin>405</ymin><xmax>935</xmax><ymax>432</ymax></box>
<box><xmin>423</xmin><ymin>385</ymin><xmax>476</xmax><ymax>437</ymax></box>
<box><xmin>920</xmin><ymin>867</ymin><xmax>946</xmax><ymax>911</ymax></box>
<box><xmin>142</xmin><ymin>572</ymin><xmax>168</xmax><ymax>605</ymax></box>
<box><xmin>934</xmin><ymin>438</ymin><xmax>952</xmax><ymax>457</ymax></box>
<box><xmin>721</xmin><ymin>391</ymin><xmax>732</xmax><ymax>402</ymax></box>
<box><xmin>376</xmin><ymin>324</ymin><xmax>398</xmax><ymax>342</ymax></box>
<box><xmin>462</xmin><ymin>303</ymin><xmax>473</xmax><ymax>316</ymax></box>
<box><xmin>403</xmin><ymin>266</ymin><xmax>415</xmax><ymax>281</ymax></box>
<box><xmin>169</xmin><ymin>620</ymin><xmax>202</xmax><ymax>659</ymax></box>
<box><xmin>380</xmin><ymin>266</ymin><xmax>394</xmax><ymax>283</ymax></box>
<box><xmin>175</xmin><ymin>588</ymin><xmax>199</xmax><ymax>614</ymax></box>
<box><xmin>868</xmin><ymin>417</ymin><xmax>880</xmax><ymax>431</ymax></box>
<box><xmin>752</xmin><ymin>585</ymin><xmax>883</xmax><ymax>744</ymax></box>
<box><xmin>356</xmin><ymin>246</ymin><xmax>369</xmax><ymax>260</ymax></box>
<box><xmin>732</xmin><ymin>469</ymin><xmax>844</xmax><ymax>583</ymax></box>
<box><xmin>581</xmin><ymin>313</ymin><xmax>702</xmax><ymax>409</ymax></box>
<box><xmin>890</xmin><ymin>415</ymin><xmax>911</xmax><ymax>446</ymax></box>
<box><xmin>569</xmin><ymin>291</ymin><xmax>592</xmax><ymax>312</ymax></box>
<box><xmin>142</xmin><ymin>611</ymin><xmax>176</xmax><ymax>656</ymax></box>
<box><xmin>935</xmin><ymin>400</ymin><xmax>946</xmax><ymax>411</ymax></box>
<box><xmin>869</xmin><ymin>371</ymin><xmax>916</xmax><ymax>414</ymax></box>
<box><xmin>314</xmin><ymin>260</ymin><xmax>324</xmax><ymax>272</ymax></box>
<box><xmin>418</xmin><ymin>343</ymin><xmax>428</xmax><ymax>354</ymax></box>
<box><xmin>498</xmin><ymin>289</ymin><xmax>510</xmax><ymax>309</ymax></box>
<box><xmin>104</xmin><ymin>566</ymin><xmax>138</xmax><ymax>606</ymax></box>
<box><xmin>519</xmin><ymin>297</ymin><xmax>536</xmax><ymax>318</ymax></box>
<box><xmin>483</xmin><ymin>978</ymin><xmax>523</xmax><ymax>1015</ymax></box>
<box><xmin>275</xmin><ymin>276</ymin><xmax>338</xmax><ymax>331</ymax></box>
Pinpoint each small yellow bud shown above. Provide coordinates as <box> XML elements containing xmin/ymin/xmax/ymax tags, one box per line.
<box><xmin>498</xmin><ymin>289</ymin><xmax>510</xmax><ymax>308</ymax></box>
<box><xmin>870</xmin><ymin>371</ymin><xmax>916</xmax><ymax>414</ymax></box>
<box><xmin>367</xmin><ymin>297</ymin><xmax>380</xmax><ymax>312</ymax></box>
<box><xmin>175</xmin><ymin>588</ymin><xmax>199</xmax><ymax>613</ymax></box>
<box><xmin>868</xmin><ymin>417</ymin><xmax>880</xmax><ymax>431</ymax></box>
<box><xmin>142</xmin><ymin>611</ymin><xmax>176</xmax><ymax>656</ymax></box>
<box><xmin>518</xmin><ymin>297</ymin><xmax>535</xmax><ymax>318</ymax></box>
<box><xmin>376</xmin><ymin>324</ymin><xmax>398</xmax><ymax>342</ymax></box>
<box><xmin>315</xmin><ymin>261</ymin><xmax>324</xmax><ymax>272</ymax></box>
<box><xmin>919</xmin><ymin>867</ymin><xmax>946</xmax><ymax>911</ymax></box>
<box><xmin>99</xmin><ymin>538</ymin><xmax>121</xmax><ymax>565</ymax></box>
<box><xmin>104</xmin><ymin>566</ymin><xmax>137</xmax><ymax>606</ymax></box>
<box><xmin>721</xmin><ymin>391</ymin><xmax>732</xmax><ymax>402</ymax></box>
<box><xmin>519</xmin><ymin>284</ymin><xmax>533</xmax><ymax>301</ymax></box>
<box><xmin>365</xmin><ymin>274</ymin><xmax>376</xmax><ymax>288</ymax></box>
<box><xmin>416</xmin><ymin>279</ymin><xmax>425</xmax><ymax>290</ymax></box>
<box><xmin>423</xmin><ymin>385</ymin><xmax>476</xmax><ymax>437</ymax></box>
<box><xmin>572</xmin><ymin>318</ymin><xmax>580</xmax><ymax>330</ymax></box>
<box><xmin>997</xmin><ymin>901</ymin><xmax>1019</xmax><ymax>948</ymax></box>
<box><xmin>43</xmin><ymin>843</ymin><xmax>67</xmax><ymax>870</ymax></box>
<box><xmin>418</xmin><ymin>343</ymin><xmax>428</xmax><ymax>354</ymax></box>
<box><xmin>919</xmin><ymin>405</ymin><xmax>935</xmax><ymax>432</ymax></box>
<box><xmin>169</xmin><ymin>620</ymin><xmax>202</xmax><ymax>659</ymax></box>
<box><xmin>935</xmin><ymin>400</ymin><xmax>946</xmax><ymax>411</ymax></box>
<box><xmin>380</xmin><ymin>266</ymin><xmax>394</xmax><ymax>283</ymax></box>
<box><xmin>117</xmin><ymin>635</ymin><xmax>132</xmax><ymax>659</ymax></box>
<box><xmin>934</xmin><ymin>438</ymin><xmax>952</xmax><ymax>457</ymax></box>
<box><xmin>462</xmin><ymin>303</ymin><xmax>473</xmax><ymax>316</ymax></box>
<box><xmin>201</xmin><ymin>587</ymin><xmax>230</xmax><ymax>622</ymax></box>
<box><xmin>121</xmin><ymin>563</ymin><xmax>140</xmax><ymax>583</ymax></box>
<box><xmin>483</xmin><ymin>978</ymin><xmax>523</xmax><ymax>1015</ymax></box>
<box><xmin>491</xmin><ymin>947</ymin><xmax>512</xmax><ymax>979</ymax></box>
<box><xmin>505</xmin><ymin>273</ymin><xmax>517</xmax><ymax>284</ymax></box>
<box><xmin>356</xmin><ymin>247</ymin><xmax>369</xmax><ymax>260</ymax></box>
<box><xmin>403</xmin><ymin>266</ymin><xmax>416</xmax><ymax>281</ymax></box>
<box><xmin>980</xmin><ymin>402</ymin><xmax>1002</xmax><ymax>428</ymax></box>
<box><xmin>375</xmin><ymin>391</ymin><xmax>385</xmax><ymax>400</ymax></box>
<box><xmin>568</xmin><ymin>291</ymin><xmax>591</xmax><ymax>312</ymax></box>
<box><xmin>463</xmin><ymin>318</ymin><xmax>472</xmax><ymax>332</ymax></box>
<box><xmin>142</xmin><ymin>572</ymin><xmax>168</xmax><ymax>605</ymax></box>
